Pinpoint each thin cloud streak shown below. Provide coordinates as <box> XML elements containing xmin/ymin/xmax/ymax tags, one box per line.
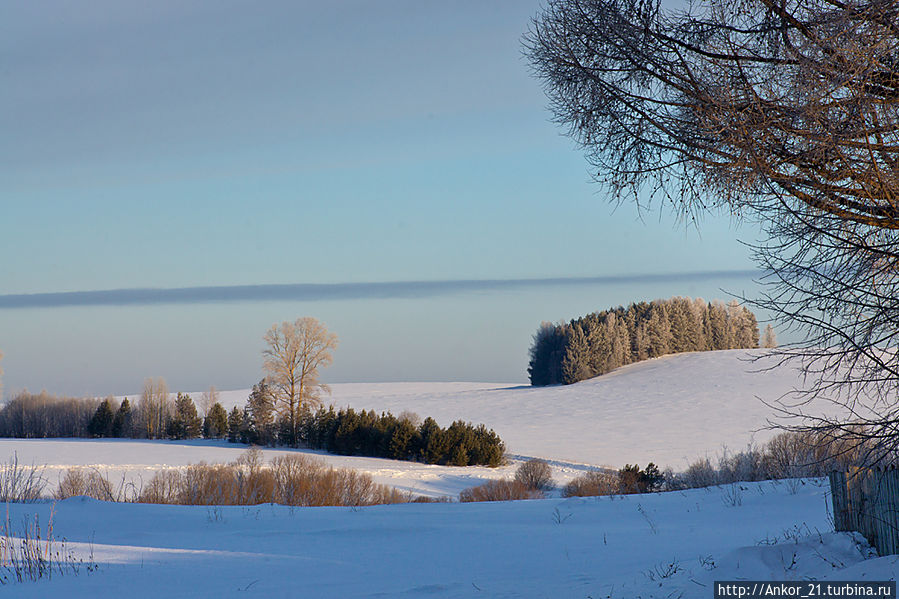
<box><xmin>0</xmin><ymin>270</ymin><xmax>758</xmax><ymax>309</ymax></box>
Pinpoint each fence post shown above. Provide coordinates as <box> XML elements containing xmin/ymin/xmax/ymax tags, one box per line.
<box><xmin>829</xmin><ymin>471</ymin><xmax>850</xmax><ymax>532</ymax></box>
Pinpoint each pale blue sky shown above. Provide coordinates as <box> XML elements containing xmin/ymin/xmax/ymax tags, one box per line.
<box><xmin>0</xmin><ymin>1</ymin><xmax>761</xmax><ymax>397</ymax></box>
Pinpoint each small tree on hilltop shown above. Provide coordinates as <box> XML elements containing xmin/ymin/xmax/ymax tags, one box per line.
<box><xmin>263</xmin><ymin>317</ymin><xmax>338</xmax><ymax>447</ymax></box>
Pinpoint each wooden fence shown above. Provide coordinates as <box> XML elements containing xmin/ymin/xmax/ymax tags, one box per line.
<box><xmin>830</xmin><ymin>468</ymin><xmax>899</xmax><ymax>556</ymax></box>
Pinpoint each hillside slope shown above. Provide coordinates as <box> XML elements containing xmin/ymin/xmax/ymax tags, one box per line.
<box><xmin>213</xmin><ymin>349</ymin><xmax>807</xmax><ymax>470</ymax></box>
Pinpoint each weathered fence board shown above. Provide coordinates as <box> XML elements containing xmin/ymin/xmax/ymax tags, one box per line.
<box><xmin>829</xmin><ymin>467</ymin><xmax>899</xmax><ymax>556</ymax></box>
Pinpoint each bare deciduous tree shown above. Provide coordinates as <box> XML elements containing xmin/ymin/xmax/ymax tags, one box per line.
<box><xmin>263</xmin><ymin>318</ymin><xmax>338</xmax><ymax>446</ymax></box>
<box><xmin>139</xmin><ymin>377</ymin><xmax>170</xmax><ymax>439</ymax></box>
<box><xmin>199</xmin><ymin>385</ymin><xmax>218</xmax><ymax>419</ymax></box>
<box><xmin>526</xmin><ymin>0</ymin><xmax>899</xmax><ymax>463</ymax></box>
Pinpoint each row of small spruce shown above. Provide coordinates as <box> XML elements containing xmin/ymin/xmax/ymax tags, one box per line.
<box><xmin>234</xmin><ymin>404</ymin><xmax>506</xmax><ymax>468</ymax></box>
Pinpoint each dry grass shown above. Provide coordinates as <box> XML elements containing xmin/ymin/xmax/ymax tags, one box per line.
<box><xmin>0</xmin><ymin>455</ymin><xmax>46</xmax><ymax>503</ymax></box>
<box><xmin>0</xmin><ymin>507</ymin><xmax>96</xmax><ymax>585</ymax></box>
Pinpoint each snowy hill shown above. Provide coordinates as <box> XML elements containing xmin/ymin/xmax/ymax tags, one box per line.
<box><xmin>216</xmin><ymin>349</ymin><xmax>807</xmax><ymax>470</ymax></box>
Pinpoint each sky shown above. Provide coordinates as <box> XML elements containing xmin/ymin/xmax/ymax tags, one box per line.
<box><xmin>0</xmin><ymin>1</ymin><xmax>764</xmax><ymax>397</ymax></box>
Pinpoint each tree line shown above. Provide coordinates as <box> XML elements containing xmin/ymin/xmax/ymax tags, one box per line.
<box><xmin>0</xmin><ymin>378</ymin><xmax>506</xmax><ymax>468</ymax></box>
<box><xmin>528</xmin><ymin>297</ymin><xmax>761</xmax><ymax>386</ymax></box>
<box><xmin>0</xmin><ymin>381</ymin><xmax>228</xmax><ymax>441</ymax></box>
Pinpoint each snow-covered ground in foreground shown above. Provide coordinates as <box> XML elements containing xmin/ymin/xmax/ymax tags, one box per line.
<box><xmin>4</xmin><ymin>479</ymin><xmax>898</xmax><ymax>598</ymax></box>
<box><xmin>0</xmin><ymin>438</ymin><xmax>560</xmax><ymax>499</ymax></box>
<box><xmin>206</xmin><ymin>349</ymin><xmax>809</xmax><ymax>469</ymax></box>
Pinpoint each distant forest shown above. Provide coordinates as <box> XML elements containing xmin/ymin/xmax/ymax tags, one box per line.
<box><xmin>528</xmin><ymin>297</ymin><xmax>760</xmax><ymax>386</ymax></box>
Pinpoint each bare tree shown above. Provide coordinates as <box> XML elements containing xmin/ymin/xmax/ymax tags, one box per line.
<box><xmin>526</xmin><ymin>0</ymin><xmax>899</xmax><ymax>463</ymax></box>
<box><xmin>263</xmin><ymin>318</ymin><xmax>338</xmax><ymax>446</ymax></box>
<box><xmin>139</xmin><ymin>377</ymin><xmax>170</xmax><ymax>439</ymax></box>
<box><xmin>199</xmin><ymin>385</ymin><xmax>219</xmax><ymax>419</ymax></box>
<box><xmin>0</xmin><ymin>350</ymin><xmax>4</xmax><ymax>401</ymax></box>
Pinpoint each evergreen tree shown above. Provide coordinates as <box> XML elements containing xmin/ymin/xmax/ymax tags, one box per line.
<box><xmin>561</xmin><ymin>325</ymin><xmax>591</xmax><ymax>384</ymax></box>
<box><xmin>419</xmin><ymin>417</ymin><xmax>449</xmax><ymax>464</ymax></box>
<box><xmin>227</xmin><ymin>406</ymin><xmax>243</xmax><ymax>443</ymax></box>
<box><xmin>203</xmin><ymin>401</ymin><xmax>229</xmax><ymax>439</ymax></box>
<box><xmin>112</xmin><ymin>398</ymin><xmax>133</xmax><ymax>438</ymax></box>
<box><xmin>388</xmin><ymin>419</ymin><xmax>418</xmax><ymax>460</ymax></box>
<box><xmin>646</xmin><ymin>303</ymin><xmax>673</xmax><ymax>357</ymax></box>
<box><xmin>708</xmin><ymin>301</ymin><xmax>730</xmax><ymax>350</ymax></box>
<box><xmin>88</xmin><ymin>398</ymin><xmax>115</xmax><ymax>438</ymax></box>
<box><xmin>245</xmin><ymin>379</ymin><xmax>276</xmax><ymax>445</ymax></box>
<box><xmin>527</xmin><ymin>322</ymin><xmax>568</xmax><ymax>385</ymax></box>
<box><xmin>167</xmin><ymin>392</ymin><xmax>202</xmax><ymax>440</ymax></box>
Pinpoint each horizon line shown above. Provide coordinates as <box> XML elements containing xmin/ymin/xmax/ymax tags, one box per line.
<box><xmin>0</xmin><ymin>270</ymin><xmax>759</xmax><ymax>309</ymax></box>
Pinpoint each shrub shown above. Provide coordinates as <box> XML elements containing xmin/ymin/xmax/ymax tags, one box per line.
<box><xmin>134</xmin><ymin>449</ymin><xmax>409</xmax><ymax>507</ymax></box>
<box><xmin>618</xmin><ymin>463</ymin><xmax>663</xmax><ymax>494</ymax></box>
<box><xmin>514</xmin><ymin>459</ymin><xmax>554</xmax><ymax>492</ymax></box>
<box><xmin>562</xmin><ymin>470</ymin><xmax>619</xmax><ymax>497</ymax></box>
<box><xmin>56</xmin><ymin>469</ymin><xmax>116</xmax><ymax>501</ymax></box>
<box><xmin>679</xmin><ymin>457</ymin><xmax>719</xmax><ymax>489</ymax></box>
<box><xmin>459</xmin><ymin>479</ymin><xmax>542</xmax><ymax>502</ymax></box>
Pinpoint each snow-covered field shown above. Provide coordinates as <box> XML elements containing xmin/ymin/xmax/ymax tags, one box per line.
<box><xmin>3</xmin><ymin>348</ymin><xmax>897</xmax><ymax>596</ymax></box>
<box><xmin>4</xmin><ymin>479</ymin><xmax>898</xmax><ymax>598</ymax></box>
<box><xmin>0</xmin><ymin>438</ymin><xmax>544</xmax><ymax>499</ymax></box>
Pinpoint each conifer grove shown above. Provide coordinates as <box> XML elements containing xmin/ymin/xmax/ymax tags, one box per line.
<box><xmin>528</xmin><ymin>297</ymin><xmax>760</xmax><ymax>386</ymax></box>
